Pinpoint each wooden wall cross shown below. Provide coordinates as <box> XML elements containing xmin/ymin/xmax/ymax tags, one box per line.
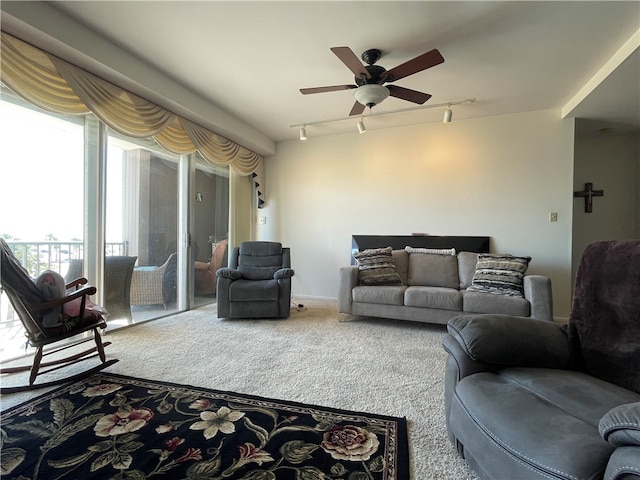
<box><xmin>574</xmin><ymin>182</ymin><xmax>604</xmax><ymax>213</ymax></box>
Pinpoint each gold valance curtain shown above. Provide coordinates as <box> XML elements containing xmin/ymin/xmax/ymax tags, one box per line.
<box><xmin>0</xmin><ymin>32</ymin><xmax>263</xmax><ymax>175</ymax></box>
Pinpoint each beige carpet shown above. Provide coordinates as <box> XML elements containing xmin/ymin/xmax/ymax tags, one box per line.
<box><xmin>1</xmin><ymin>299</ymin><xmax>478</xmax><ymax>479</ymax></box>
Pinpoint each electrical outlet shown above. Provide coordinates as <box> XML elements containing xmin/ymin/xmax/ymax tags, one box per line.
<box><xmin>258</xmin><ymin>216</ymin><xmax>266</xmax><ymax>225</ymax></box>
<box><xmin>549</xmin><ymin>212</ymin><xmax>558</xmax><ymax>222</ymax></box>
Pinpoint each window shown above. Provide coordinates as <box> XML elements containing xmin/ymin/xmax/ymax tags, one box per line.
<box><xmin>0</xmin><ymin>88</ymin><xmax>230</xmax><ymax>361</ymax></box>
<box><xmin>0</xmin><ymin>93</ymin><xmax>85</xmax><ymax>360</ymax></box>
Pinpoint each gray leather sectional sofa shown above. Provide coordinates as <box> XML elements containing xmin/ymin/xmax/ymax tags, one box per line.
<box><xmin>338</xmin><ymin>248</ymin><xmax>553</xmax><ymax>324</ymax></box>
<box><xmin>442</xmin><ymin>240</ymin><xmax>640</xmax><ymax>480</ymax></box>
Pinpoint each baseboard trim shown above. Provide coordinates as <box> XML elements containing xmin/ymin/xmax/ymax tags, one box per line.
<box><xmin>291</xmin><ymin>294</ymin><xmax>336</xmax><ymax>302</ymax></box>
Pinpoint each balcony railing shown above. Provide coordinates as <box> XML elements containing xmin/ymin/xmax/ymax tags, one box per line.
<box><xmin>6</xmin><ymin>241</ymin><xmax>128</xmax><ymax>277</ymax></box>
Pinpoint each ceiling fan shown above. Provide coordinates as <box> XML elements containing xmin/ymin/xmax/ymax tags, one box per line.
<box><xmin>300</xmin><ymin>46</ymin><xmax>445</xmax><ymax>116</ymax></box>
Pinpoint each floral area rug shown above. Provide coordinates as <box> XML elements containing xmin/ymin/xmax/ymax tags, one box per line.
<box><xmin>1</xmin><ymin>372</ymin><xmax>409</xmax><ymax>479</ymax></box>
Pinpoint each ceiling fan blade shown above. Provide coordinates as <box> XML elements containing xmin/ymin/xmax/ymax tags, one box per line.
<box><xmin>387</xmin><ymin>85</ymin><xmax>432</xmax><ymax>104</ymax></box>
<box><xmin>300</xmin><ymin>85</ymin><xmax>357</xmax><ymax>94</ymax></box>
<box><xmin>331</xmin><ymin>46</ymin><xmax>371</xmax><ymax>79</ymax></box>
<box><xmin>349</xmin><ymin>101</ymin><xmax>366</xmax><ymax>116</ymax></box>
<box><xmin>382</xmin><ymin>49</ymin><xmax>444</xmax><ymax>82</ymax></box>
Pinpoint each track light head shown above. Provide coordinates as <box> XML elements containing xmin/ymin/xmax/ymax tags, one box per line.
<box><xmin>443</xmin><ymin>106</ymin><xmax>453</xmax><ymax>123</ymax></box>
<box><xmin>299</xmin><ymin>126</ymin><xmax>307</xmax><ymax>140</ymax></box>
<box><xmin>357</xmin><ymin>119</ymin><xmax>366</xmax><ymax>134</ymax></box>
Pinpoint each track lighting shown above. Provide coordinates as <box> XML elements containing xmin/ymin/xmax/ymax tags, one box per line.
<box><xmin>291</xmin><ymin>98</ymin><xmax>475</xmax><ymax>138</ymax></box>
<box><xmin>443</xmin><ymin>106</ymin><xmax>453</xmax><ymax>123</ymax></box>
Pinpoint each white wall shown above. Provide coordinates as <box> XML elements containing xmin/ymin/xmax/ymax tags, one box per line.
<box><xmin>572</xmin><ymin>133</ymin><xmax>640</xmax><ymax>281</ymax></box>
<box><xmin>259</xmin><ymin>109</ymin><xmax>576</xmax><ymax>318</ymax></box>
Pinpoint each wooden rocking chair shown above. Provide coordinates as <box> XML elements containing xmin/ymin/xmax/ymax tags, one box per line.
<box><xmin>0</xmin><ymin>239</ymin><xmax>118</xmax><ymax>393</ymax></box>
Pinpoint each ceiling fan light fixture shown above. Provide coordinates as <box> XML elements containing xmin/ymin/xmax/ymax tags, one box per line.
<box><xmin>357</xmin><ymin>118</ymin><xmax>366</xmax><ymax>134</ymax></box>
<box><xmin>354</xmin><ymin>84</ymin><xmax>390</xmax><ymax>109</ymax></box>
<box><xmin>443</xmin><ymin>106</ymin><xmax>453</xmax><ymax>123</ymax></box>
<box><xmin>299</xmin><ymin>126</ymin><xmax>307</xmax><ymax>141</ymax></box>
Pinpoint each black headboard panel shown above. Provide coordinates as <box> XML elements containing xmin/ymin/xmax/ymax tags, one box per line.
<box><xmin>351</xmin><ymin>235</ymin><xmax>490</xmax><ymax>264</ymax></box>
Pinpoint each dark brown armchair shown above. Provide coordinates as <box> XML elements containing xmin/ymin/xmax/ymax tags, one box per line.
<box><xmin>194</xmin><ymin>239</ymin><xmax>228</xmax><ymax>295</ymax></box>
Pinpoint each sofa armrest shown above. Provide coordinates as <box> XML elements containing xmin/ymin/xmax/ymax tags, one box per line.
<box><xmin>274</xmin><ymin>268</ymin><xmax>294</xmax><ymax>279</ymax></box>
<box><xmin>524</xmin><ymin>274</ymin><xmax>553</xmax><ymax>321</ymax></box>
<box><xmin>604</xmin><ymin>447</ymin><xmax>640</xmax><ymax>480</ymax></box>
<box><xmin>338</xmin><ymin>266</ymin><xmax>359</xmax><ymax>314</ymax></box>
<box><xmin>447</xmin><ymin>314</ymin><xmax>573</xmax><ymax>369</ymax></box>
<box><xmin>442</xmin><ymin>333</ymin><xmax>497</xmax><ymax>380</ymax></box>
<box><xmin>443</xmin><ymin>332</ymin><xmax>498</xmax><ymax>446</ymax></box>
<box><xmin>215</xmin><ymin>268</ymin><xmax>242</xmax><ymax>280</ymax></box>
<box><xmin>600</xmin><ymin>403</ymin><xmax>640</xmax><ymax>447</ymax></box>
<box><xmin>601</xmin><ymin>411</ymin><xmax>640</xmax><ymax>480</ymax></box>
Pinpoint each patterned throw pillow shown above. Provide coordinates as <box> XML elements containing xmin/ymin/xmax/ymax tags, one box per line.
<box><xmin>353</xmin><ymin>247</ymin><xmax>402</xmax><ymax>286</ymax></box>
<box><xmin>467</xmin><ymin>254</ymin><xmax>531</xmax><ymax>297</ymax></box>
<box><xmin>404</xmin><ymin>246</ymin><xmax>456</xmax><ymax>256</ymax></box>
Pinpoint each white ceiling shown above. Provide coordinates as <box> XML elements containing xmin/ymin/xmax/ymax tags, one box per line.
<box><xmin>9</xmin><ymin>2</ymin><xmax>640</xmax><ymax>144</ymax></box>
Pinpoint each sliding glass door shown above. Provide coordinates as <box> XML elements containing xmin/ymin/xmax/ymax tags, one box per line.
<box><xmin>0</xmin><ymin>87</ymin><xmax>230</xmax><ymax>361</ymax></box>
<box><xmin>192</xmin><ymin>156</ymin><xmax>229</xmax><ymax>307</ymax></box>
<box><xmin>106</xmin><ymin>134</ymin><xmax>181</xmax><ymax>325</ymax></box>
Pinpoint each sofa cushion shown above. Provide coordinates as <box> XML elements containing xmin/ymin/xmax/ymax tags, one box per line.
<box><xmin>463</xmin><ymin>290</ymin><xmax>530</xmax><ymax>316</ymax></box>
<box><xmin>499</xmin><ymin>369</ymin><xmax>640</xmax><ymax>424</ymax></box>
<box><xmin>407</xmin><ymin>253</ymin><xmax>459</xmax><ymax>288</ymax></box>
<box><xmin>229</xmin><ymin>279</ymin><xmax>279</xmax><ymax>301</ymax></box>
<box><xmin>466</xmin><ymin>254</ymin><xmax>531</xmax><ymax>297</ymax></box>
<box><xmin>404</xmin><ymin>286</ymin><xmax>462</xmax><ymax>311</ymax></box>
<box><xmin>352</xmin><ymin>285</ymin><xmax>406</xmax><ymax>305</ymax></box>
<box><xmin>391</xmin><ymin>249</ymin><xmax>409</xmax><ymax>285</ymax></box>
<box><xmin>457</xmin><ymin>251</ymin><xmax>478</xmax><ymax>289</ymax></box>
<box><xmin>353</xmin><ymin>247</ymin><xmax>402</xmax><ymax>286</ymax></box>
<box><xmin>451</xmin><ymin>369</ymin><xmax>640</xmax><ymax>480</ymax></box>
<box><xmin>237</xmin><ymin>242</ymin><xmax>283</xmax><ymax>280</ymax></box>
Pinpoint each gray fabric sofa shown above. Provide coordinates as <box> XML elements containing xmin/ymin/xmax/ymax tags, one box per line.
<box><xmin>442</xmin><ymin>240</ymin><xmax>640</xmax><ymax>480</ymax></box>
<box><xmin>338</xmin><ymin>249</ymin><xmax>553</xmax><ymax>324</ymax></box>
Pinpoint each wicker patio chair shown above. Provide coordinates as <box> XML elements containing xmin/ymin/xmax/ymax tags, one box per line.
<box><xmin>104</xmin><ymin>256</ymin><xmax>137</xmax><ymax>320</ymax></box>
<box><xmin>65</xmin><ymin>256</ymin><xmax>137</xmax><ymax>321</ymax></box>
<box><xmin>0</xmin><ymin>239</ymin><xmax>118</xmax><ymax>393</ymax></box>
<box><xmin>131</xmin><ymin>253</ymin><xmax>177</xmax><ymax>309</ymax></box>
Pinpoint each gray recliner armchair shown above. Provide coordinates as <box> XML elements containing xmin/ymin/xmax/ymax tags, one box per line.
<box><xmin>442</xmin><ymin>240</ymin><xmax>640</xmax><ymax>480</ymax></box>
<box><xmin>215</xmin><ymin>241</ymin><xmax>294</xmax><ymax>319</ymax></box>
